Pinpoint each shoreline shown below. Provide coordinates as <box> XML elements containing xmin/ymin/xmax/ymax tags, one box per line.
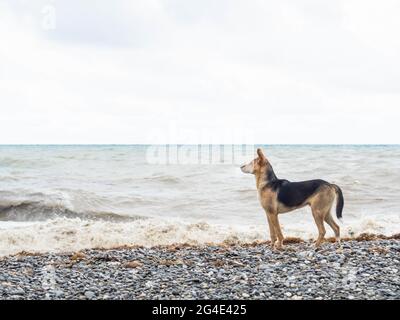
<box><xmin>4</xmin><ymin>232</ymin><xmax>400</xmax><ymax>259</ymax></box>
<box><xmin>0</xmin><ymin>236</ymin><xmax>399</xmax><ymax>300</ymax></box>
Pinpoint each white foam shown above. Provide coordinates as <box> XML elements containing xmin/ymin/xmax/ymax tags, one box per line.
<box><xmin>0</xmin><ymin>214</ymin><xmax>399</xmax><ymax>257</ymax></box>
<box><xmin>0</xmin><ymin>218</ymin><xmax>265</xmax><ymax>256</ymax></box>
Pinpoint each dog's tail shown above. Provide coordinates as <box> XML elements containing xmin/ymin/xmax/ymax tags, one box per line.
<box><xmin>331</xmin><ymin>184</ymin><xmax>344</xmax><ymax>221</ymax></box>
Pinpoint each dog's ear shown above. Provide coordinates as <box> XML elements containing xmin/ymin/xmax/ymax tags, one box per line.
<box><xmin>257</xmin><ymin>148</ymin><xmax>266</xmax><ymax>163</ymax></box>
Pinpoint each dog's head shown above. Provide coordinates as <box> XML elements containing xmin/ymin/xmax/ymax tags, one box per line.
<box><xmin>240</xmin><ymin>148</ymin><xmax>268</xmax><ymax>175</ymax></box>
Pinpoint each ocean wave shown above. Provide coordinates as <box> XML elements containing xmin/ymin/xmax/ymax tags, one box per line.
<box><xmin>0</xmin><ymin>215</ymin><xmax>399</xmax><ymax>257</ymax></box>
<box><xmin>143</xmin><ymin>174</ymin><xmax>183</xmax><ymax>184</ymax></box>
<box><xmin>0</xmin><ymin>199</ymin><xmax>145</xmax><ymax>222</ymax></box>
<box><xmin>0</xmin><ymin>157</ymin><xmax>30</xmax><ymax>167</ymax></box>
<box><xmin>0</xmin><ymin>157</ymin><xmax>53</xmax><ymax>168</ymax></box>
<box><xmin>0</xmin><ymin>218</ymin><xmax>265</xmax><ymax>256</ymax></box>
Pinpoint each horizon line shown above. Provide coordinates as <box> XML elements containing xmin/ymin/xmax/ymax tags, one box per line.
<box><xmin>0</xmin><ymin>144</ymin><xmax>399</xmax><ymax>147</ymax></box>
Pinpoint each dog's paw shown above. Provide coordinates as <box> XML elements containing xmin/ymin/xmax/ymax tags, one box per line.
<box><xmin>274</xmin><ymin>241</ymin><xmax>284</xmax><ymax>251</ymax></box>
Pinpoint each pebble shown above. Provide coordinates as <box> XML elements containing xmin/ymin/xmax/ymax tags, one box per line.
<box><xmin>54</xmin><ymin>290</ymin><xmax>64</xmax><ymax>298</ymax></box>
<box><xmin>0</xmin><ymin>240</ymin><xmax>398</xmax><ymax>300</ymax></box>
<box><xmin>84</xmin><ymin>291</ymin><xmax>95</xmax><ymax>300</ymax></box>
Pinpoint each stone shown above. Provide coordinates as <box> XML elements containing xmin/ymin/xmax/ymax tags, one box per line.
<box><xmin>84</xmin><ymin>291</ymin><xmax>96</xmax><ymax>300</ymax></box>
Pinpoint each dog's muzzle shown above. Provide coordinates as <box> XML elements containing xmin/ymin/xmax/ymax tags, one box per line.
<box><xmin>241</xmin><ymin>161</ymin><xmax>255</xmax><ymax>174</ymax></box>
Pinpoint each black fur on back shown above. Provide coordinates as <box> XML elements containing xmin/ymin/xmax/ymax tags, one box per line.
<box><xmin>265</xmin><ymin>175</ymin><xmax>329</xmax><ymax>208</ymax></box>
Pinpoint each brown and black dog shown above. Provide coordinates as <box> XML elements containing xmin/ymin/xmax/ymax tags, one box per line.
<box><xmin>241</xmin><ymin>148</ymin><xmax>344</xmax><ymax>249</ymax></box>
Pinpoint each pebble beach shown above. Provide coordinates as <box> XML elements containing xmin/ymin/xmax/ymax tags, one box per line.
<box><xmin>0</xmin><ymin>236</ymin><xmax>399</xmax><ymax>300</ymax></box>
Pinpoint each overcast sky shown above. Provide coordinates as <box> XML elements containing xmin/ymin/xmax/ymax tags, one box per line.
<box><xmin>1</xmin><ymin>0</ymin><xmax>400</xmax><ymax>144</ymax></box>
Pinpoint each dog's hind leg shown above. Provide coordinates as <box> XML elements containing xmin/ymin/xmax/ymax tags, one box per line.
<box><xmin>311</xmin><ymin>207</ymin><xmax>326</xmax><ymax>247</ymax></box>
<box><xmin>324</xmin><ymin>212</ymin><xmax>340</xmax><ymax>244</ymax></box>
<box><xmin>310</xmin><ymin>186</ymin><xmax>336</xmax><ymax>247</ymax></box>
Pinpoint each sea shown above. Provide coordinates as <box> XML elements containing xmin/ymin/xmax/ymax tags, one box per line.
<box><xmin>0</xmin><ymin>145</ymin><xmax>399</xmax><ymax>256</ymax></box>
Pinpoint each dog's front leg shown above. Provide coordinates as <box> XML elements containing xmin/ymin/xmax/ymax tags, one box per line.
<box><xmin>266</xmin><ymin>213</ymin><xmax>277</xmax><ymax>249</ymax></box>
<box><xmin>269</xmin><ymin>213</ymin><xmax>284</xmax><ymax>250</ymax></box>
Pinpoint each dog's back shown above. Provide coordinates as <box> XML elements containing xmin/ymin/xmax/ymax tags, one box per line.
<box><xmin>276</xmin><ymin>179</ymin><xmax>328</xmax><ymax>208</ymax></box>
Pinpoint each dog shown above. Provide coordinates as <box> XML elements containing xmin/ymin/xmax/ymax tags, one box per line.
<box><xmin>241</xmin><ymin>148</ymin><xmax>344</xmax><ymax>249</ymax></box>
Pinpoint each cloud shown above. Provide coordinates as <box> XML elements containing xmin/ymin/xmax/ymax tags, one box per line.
<box><xmin>0</xmin><ymin>0</ymin><xmax>399</xmax><ymax>144</ymax></box>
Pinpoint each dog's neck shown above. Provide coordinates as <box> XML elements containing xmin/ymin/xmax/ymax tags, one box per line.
<box><xmin>255</xmin><ymin>163</ymin><xmax>277</xmax><ymax>190</ymax></box>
